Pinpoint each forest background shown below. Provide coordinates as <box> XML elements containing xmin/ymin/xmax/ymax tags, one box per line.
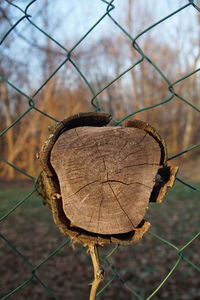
<box><xmin>0</xmin><ymin>0</ymin><xmax>199</xmax><ymax>181</ymax></box>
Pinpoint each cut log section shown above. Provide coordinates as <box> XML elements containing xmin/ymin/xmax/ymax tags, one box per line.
<box><xmin>37</xmin><ymin>112</ymin><xmax>178</xmax><ymax>245</ymax></box>
<box><xmin>50</xmin><ymin>126</ymin><xmax>162</xmax><ymax>234</ymax></box>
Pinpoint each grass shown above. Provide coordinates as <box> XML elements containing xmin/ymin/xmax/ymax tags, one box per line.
<box><xmin>0</xmin><ymin>183</ymin><xmax>50</xmax><ymax>221</ymax></box>
<box><xmin>0</xmin><ymin>180</ymin><xmax>199</xmax><ymax>300</ymax></box>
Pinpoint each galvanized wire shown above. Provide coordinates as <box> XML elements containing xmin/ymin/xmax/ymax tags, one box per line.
<box><xmin>0</xmin><ymin>0</ymin><xmax>199</xmax><ymax>299</ymax></box>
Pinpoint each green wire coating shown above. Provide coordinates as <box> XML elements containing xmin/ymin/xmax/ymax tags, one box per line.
<box><xmin>0</xmin><ymin>0</ymin><xmax>199</xmax><ymax>299</ymax></box>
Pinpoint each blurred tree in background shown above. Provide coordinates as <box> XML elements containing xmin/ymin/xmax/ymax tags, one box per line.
<box><xmin>0</xmin><ymin>0</ymin><xmax>199</xmax><ymax>179</ymax></box>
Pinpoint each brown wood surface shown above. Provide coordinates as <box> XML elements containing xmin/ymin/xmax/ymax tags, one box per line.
<box><xmin>50</xmin><ymin>126</ymin><xmax>161</xmax><ymax>235</ymax></box>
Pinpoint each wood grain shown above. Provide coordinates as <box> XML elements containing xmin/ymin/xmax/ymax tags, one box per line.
<box><xmin>50</xmin><ymin>126</ymin><xmax>161</xmax><ymax>234</ymax></box>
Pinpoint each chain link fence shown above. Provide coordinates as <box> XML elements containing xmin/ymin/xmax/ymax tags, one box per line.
<box><xmin>0</xmin><ymin>0</ymin><xmax>200</xmax><ymax>299</ymax></box>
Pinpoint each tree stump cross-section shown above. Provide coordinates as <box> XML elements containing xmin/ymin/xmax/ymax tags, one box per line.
<box><xmin>50</xmin><ymin>126</ymin><xmax>161</xmax><ymax>235</ymax></box>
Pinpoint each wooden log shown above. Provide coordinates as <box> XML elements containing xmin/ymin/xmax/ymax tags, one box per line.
<box><xmin>50</xmin><ymin>126</ymin><xmax>161</xmax><ymax>235</ymax></box>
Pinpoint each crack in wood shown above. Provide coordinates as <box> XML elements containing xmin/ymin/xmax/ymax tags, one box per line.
<box><xmin>100</xmin><ymin>179</ymin><xmax>152</xmax><ymax>189</ymax></box>
<box><xmin>118</xmin><ymin>140</ymin><xmax>129</xmax><ymax>157</ymax></box>
<box><xmin>94</xmin><ymin>138</ymin><xmax>107</xmax><ymax>171</ymax></box>
<box><xmin>121</xmin><ymin>162</ymin><xmax>160</xmax><ymax>170</ymax></box>
<box><xmin>74</xmin><ymin>128</ymin><xmax>84</xmax><ymax>145</ymax></box>
<box><xmin>108</xmin><ymin>182</ymin><xmax>135</xmax><ymax>228</ymax></box>
<box><xmin>119</xmin><ymin>148</ymin><xmax>142</xmax><ymax>161</ymax></box>
<box><xmin>97</xmin><ymin>184</ymin><xmax>103</xmax><ymax>234</ymax></box>
<box><xmin>68</xmin><ymin>180</ymin><xmax>99</xmax><ymax>198</ymax></box>
<box><xmin>122</xmin><ymin>130</ymin><xmax>147</xmax><ymax>146</ymax></box>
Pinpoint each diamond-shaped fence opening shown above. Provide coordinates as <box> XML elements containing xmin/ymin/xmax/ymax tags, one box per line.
<box><xmin>0</xmin><ymin>0</ymin><xmax>199</xmax><ymax>299</ymax></box>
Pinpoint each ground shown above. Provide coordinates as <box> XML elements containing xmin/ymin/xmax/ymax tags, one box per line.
<box><xmin>0</xmin><ymin>179</ymin><xmax>199</xmax><ymax>300</ymax></box>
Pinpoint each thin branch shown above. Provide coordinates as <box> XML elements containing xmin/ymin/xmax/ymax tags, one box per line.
<box><xmin>88</xmin><ymin>244</ymin><xmax>104</xmax><ymax>300</ymax></box>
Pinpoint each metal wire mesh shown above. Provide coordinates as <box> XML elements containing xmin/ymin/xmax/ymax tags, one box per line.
<box><xmin>0</xmin><ymin>0</ymin><xmax>199</xmax><ymax>299</ymax></box>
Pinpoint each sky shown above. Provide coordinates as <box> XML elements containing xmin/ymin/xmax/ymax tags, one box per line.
<box><xmin>1</xmin><ymin>0</ymin><xmax>199</xmax><ymax>93</ymax></box>
<box><xmin>4</xmin><ymin>0</ymin><xmax>199</xmax><ymax>45</ymax></box>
